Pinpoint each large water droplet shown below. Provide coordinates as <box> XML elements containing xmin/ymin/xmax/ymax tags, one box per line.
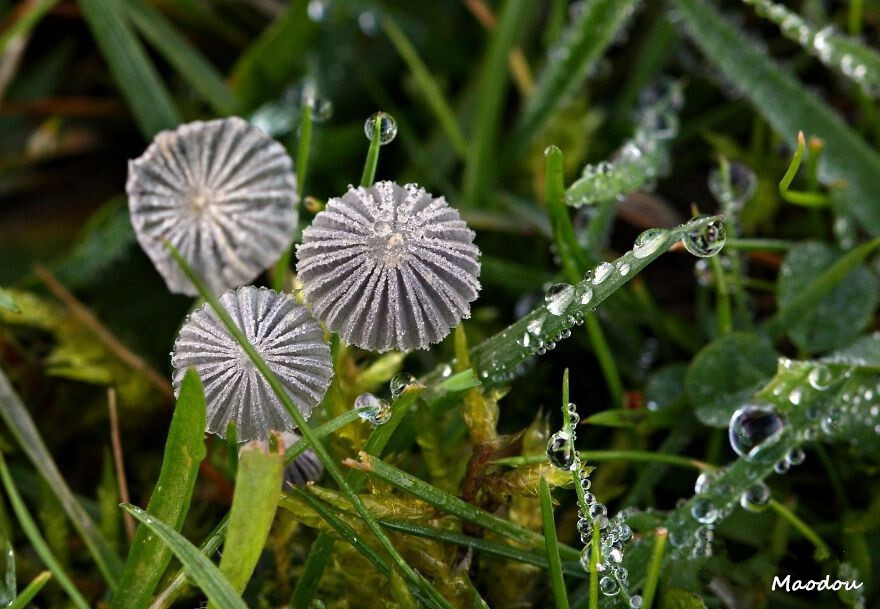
<box><xmin>728</xmin><ymin>403</ymin><xmax>787</xmax><ymax>461</ymax></box>
<box><xmin>546</xmin><ymin>431</ymin><xmax>575</xmax><ymax>470</ymax></box>
<box><xmin>364</xmin><ymin>112</ymin><xmax>398</xmax><ymax>145</ymax></box>
<box><xmin>389</xmin><ymin>372</ymin><xmax>416</xmax><ymax>400</ymax></box>
<box><xmin>355</xmin><ymin>392</ymin><xmax>391</xmax><ymax>425</ymax></box>
<box><xmin>592</xmin><ymin>262</ymin><xmax>613</xmax><ymax>284</ymax></box>
<box><xmin>633</xmin><ymin>228</ymin><xmax>668</xmax><ymax>259</ymax></box>
<box><xmin>545</xmin><ymin>283</ymin><xmax>575</xmax><ymax>315</ymax></box>
<box><xmin>683</xmin><ymin>215</ymin><xmax>727</xmax><ymax>258</ymax></box>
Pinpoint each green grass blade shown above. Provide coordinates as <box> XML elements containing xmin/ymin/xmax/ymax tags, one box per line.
<box><xmin>0</xmin><ymin>369</ymin><xmax>123</xmax><ymax>588</ymax></box>
<box><xmin>124</xmin><ymin>0</ymin><xmax>238</xmax><ymax>115</ymax></box>
<box><xmin>165</xmin><ymin>245</ymin><xmax>454</xmax><ymax>609</ymax></box>
<box><xmin>0</xmin><ymin>0</ymin><xmax>58</xmax><ymax>53</ymax></box>
<box><xmin>121</xmin><ymin>504</ymin><xmax>247</xmax><ymax>609</ymax></box>
<box><xmin>641</xmin><ymin>528</ymin><xmax>667</xmax><ymax>609</ymax></box>
<box><xmin>78</xmin><ymin>0</ymin><xmax>180</xmax><ymax>138</ymax></box>
<box><xmin>8</xmin><ymin>571</ymin><xmax>52</xmax><ymax>609</ymax></box>
<box><xmin>510</xmin><ymin>0</ymin><xmax>640</xmax><ymax>152</ymax></box>
<box><xmin>110</xmin><ymin>369</ymin><xmax>207</xmax><ymax>609</ymax></box>
<box><xmin>670</xmin><ymin>0</ymin><xmax>880</xmax><ymax>235</ymax></box>
<box><xmin>540</xmin><ymin>477</ymin><xmax>570</xmax><ymax>609</ymax></box>
<box><xmin>289</xmin><ymin>535</ymin><xmax>335</xmax><ymax>609</ymax></box>
<box><xmin>462</xmin><ymin>0</ymin><xmax>533</xmax><ymax>207</ymax></box>
<box><xmin>361</xmin><ymin>115</ymin><xmax>383</xmax><ymax>187</ymax></box>
<box><xmin>210</xmin><ymin>439</ymin><xmax>284</xmax><ymax>605</ymax></box>
<box><xmin>381</xmin><ymin>16</ymin><xmax>468</xmax><ymax>157</ymax></box>
<box><xmin>0</xmin><ymin>454</ymin><xmax>89</xmax><ymax>609</ymax></box>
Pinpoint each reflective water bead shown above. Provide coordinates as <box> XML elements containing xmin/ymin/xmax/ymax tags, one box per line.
<box><xmin>618</xmin><ymin>524</ymin><xmax>632</xmax><ymax>542</ymax></box>
<box><xmin>580</xmin><ymin>476</ymin><xmax>592</xmax><ymax>490</ymax></box>
<box><xmin>683</xmin><ymin>215</ymin><xmax>727</xmax><ymax>258</ymax></box>
<box><xmin>579</xmin><ymin>285</ymin><xmax>594</xmax><ymax>305</ymax></box>
<box><xmin>607</xmin><ymin>547</ymin><xmax>623</xmax><ymax>563</ymax></box>
<box><xmin>582</xmin><ymin>491</ymin><xmax>596</xmax><ymax>504</ymax></box>
<box><xmin>389</xmin><ymin>372</ymin><xmax>416</xmax><ymax>400</ymax></box>
<box><xmin>630</xmin><ymin>595</ymin><xmax>643</xmax><ymax>609</ymax></box>
<box><xmin>617</xmin><ymin>261</ymin><xmax>631</xmax><ymax>276</ymax></box>
<box><xmin>773</xmin><ymin>459</ymin><xmax>791</xmax><ymax>474</ymax></box>
<box><xmin>440</xmin><ymin>364</ymin><xmax>453</xmax><ymax>377</ymax></box>
<box><xmin>691</xmin><ymin>498</ymin><xmax>718</xmax><ymax>524</ymax></box>
<box><xmin>527</xmin><ymin>314</ymin><xmax>545</xmax><ymax>336</ymax></box>
<box><xmin>308</xmin><ymin>97</ymin><xmax>333</xmax><ymax>122</ymax></box>
<box><xmin>740</xmin><ymin>481</ymin><xmax>771</xmax><ymax>512</ymax></box>
<box><xmin>808</xmin><ymin>365</ymin><xmax>833</xmax><ymax>390</ymax></box>
<box><xmin>708</xmin><ymin>162</ymin><xmax>757</xmax><ymax>208</ymax></box>
<box><xmin>593</xmin><ymin>262</ymin><xmax>614</xmax><ymax>284</ymax></box>
<box><xmin>589</xmin><ymin>503</ymin><xmax>608</xmax><ymax>519</ymax></box>
<box><xmin>518</xmin><ymin>332</ymin><xmax>530</xmax><ymax>348</ymax></box>
<box><xmin>599</xmin><ymin>576</ymin><xmax>619</xmax><ymax>596</ymax></box>
<box><xmin>789</xmin><ymin>388</ymin><xmax>803</xmax><ymax>405</ymax></box>
<box><xmin>728</xmin><ymin>403</ymin><xmax>787</xmax><ymax>461</ymax></box>
<box><xmin>545</xmin><ymin>283</ymin><xmax>575</xmax><ymax>315</ymax></box>
<box><xmin>633</xmin><ymin>228</ymin><xmax>668</xmax><ymax>259</ymax></box>
<box><xmin>577</xmin><ymin>518</ymin><xmax>593</xmax><ymax>538</ymax></box>
<box><xmin>694</xmin><ymin>470</ymin><xmax>719</xmax><ymax>494</ymax></box>
<box><xmin>355</xmin><ymin>392</ymin><xmax>391</xmax><ymax>425</ymax></box>
<box><xmin>546</xmin><ymin>431</ymin><xmax>575</xmax><ymax>470</ymax></box>
<box><xmin>579</xmin><ymin>545</ymin><xmax>592</xmax><ymax>571</ymax></box>
<box><xmin>595</xmin><ymin>515</ymin><xmax>610</xmax><ymax>530</ymax></box>
<box><xmin>364</xmin><ymin>112</ymin><xmax>398</xmax><ymax>144</ymax></box>
<box><xmin>786</xmin><ymin>447</ymin><xmax>806</xmax><ymax>466</ymax></box>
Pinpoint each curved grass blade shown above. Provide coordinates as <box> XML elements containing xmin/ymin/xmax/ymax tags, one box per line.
<box><xmin>124</xmin><ymin>0</ymin><xmax>238</xmax><ymax>115</ymax></box>
<box><xmin>209</xmin><ymin>439</ymin><xmax>284</xmax><ymax>608</ymax></box>
<box><xmin>121</xmin><ymin>504</ymin><xmax>247</xmax><ymax>609</ymax></box>
<box><xmin>8</xmin><ymin>571</ymin><xmax>52</xmax><ymax>609</ymax></box>
<box><xmin>670</xmin><ymin>0</ymin><xmax>880</xmax><ymax>235</ymax></box>
<box><xmin>743</xmin><ymin>0</ymin><xmax>880</xmax><ymax>98</ymax></box>
<box><xmin>510</xmin><ymin>0</ymin><xmax>640</xmax><ymax>153</ymax></box>
<box><xmin>78</xmin><ymin>0</ymin><xmax>180</xmax><ymax>138</ymax></box>
<box><xmin>110</xmin><ymin>369</ymin><xmax>207</xmax><ymax>609</ymax></box>
<box><xmin>0</xmin><ymin>454</ymin><xmax>89</xmax><ymax>609</ymax></box>
<box><xmin>540</xmin><ymin>477</ymin><xmax>570</xmax><ymax>609</ymax></box>
<box><xmin>0</xmin><ymin>369</ymin><xmax>123</xmax><ymax>588</ymax></box>
<box><xmin>0</xmin><ymin>0</ymin><xmax>58</xmax><ymax>54</ymax></box>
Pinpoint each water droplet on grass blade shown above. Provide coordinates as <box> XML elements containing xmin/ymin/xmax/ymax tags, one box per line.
<box><xmin>364</xmin><ymin>112</ymin><xmax>398</xmax><ymax>144</ymax></box>
<box><xmin>355</xmin><ymin>392</ymin><xmax>391</xmax><ymax>425</ymax></box>
<box><xmin>683</xmin><ymin>215</ymin><xmax>727</xmax><ymax>257</ymax></box>
<box><xmin>600</xmin><ymin>576</ymin><xmax>619</xmax><ymax>595</ymax></box>
<box><xmin>808</xmin><ymin>365</ymin><xmax>833</xmax><ymax>390</ymax></box>
<box><xmin>389</xmin><ymin>373</ymin><xmax>416</xmax><ymax>399</ymax></box>
<box><xmin>547</xmin><ymin>431</ymin><xmax>575</xmax><ymax>469</ymax></box>
<box><xmin>740</xmin><ymin>482</ymin><xmax>771</xmax><ymax>512</ymax></box>
<box><xmin>728</xmin><ymin>404</ymin><xmax>787</xmax><ymax>461</ymax></box>
<box><xmin>545</xmin><ymin>283</ymin><xmax>575</xmax><ymax>315</ymax></box>
<box><xmin>633</xmin><ymin>228</ymin><xmax>668</xmax><ymax>258</ymax></box>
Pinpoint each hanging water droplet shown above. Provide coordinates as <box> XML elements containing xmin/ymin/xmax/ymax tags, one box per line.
<box><xmin>599</xmin><ymin>576</ymin><xmax>619</xmax><ymax>596</ymax></box>
<box><xmin>577</xmin><ymin>517</ymin><xmax>593</xmax><ymax>539</ymax></box>
<box><xmin>592</xmin><ymin>262</ymin><xmax>613</xmax><ymax>284</ymax></box>
<box><xmin>785</xmin><ymin>447</ymin><xmax>805</xmax><ymax>466</ymax></box>
<box><xmin>708</xmin><ymin>162</ymin><xmax>757</xmax><ymax>208</ymax></box>
<box><xmin>355</xmin><ymin>392</ymin><xmax>391</xmax><ymax>425</ymax></box>
<box><xmin>807</xmin><ymin>365</ymin><xmax>833</xmax><ymax>390</ymax></box>
<box><xmin>630</xmin><ymin>595</ymin><xmax>644</xmax><ymax>609</ymax></box>
<box><xmin>690</xmin><ymin>498</ymin><xmax>718</xmax><ymax>524</ymax></box>
<box><xmin>589</xmin><ymin>503</ymin><xmax>608</xmax><ymax>519</ymax></box>
<box><xmin>607</xmin><ymin>547</ymin><xmax>623</xmax><ymax>563</ymax></box>
<box><xmin>633</xmin><ymin>228</ymin><xmax>668</xmax><ymax>259</ymax></box>
<box><xmin>546</xmin><ymin>431</ymin><xmax>575</xmax><ymax>470</ymax></box>
<box><xmin>773</xmin><ymin>459</ymin><xmax>790</xmax><ymax>474</ymax></box>
<box><xmin>682</xmin><ymin>215</ymin><xmax>727</xmax><ymax>258</ymax></box>
<box><xmin>567</xmin><ymin>402</ymin><xmax>580</xmax><ymax>427</ymax></box>
<box><xmin>740</xmin><ymin>482</ymin><xmax>771</xmax><ymax>512</ymax></box>
<box><xmin>364</xmin><ymin>112</ymin><xmax>398</xmax><ymax>145</ymax></box>
<box><xmin>579</xmin><ymin>545</ymin><xmax>592</xmax><ymax>570</ymax></box>
<box><xmin>545</xmin><ymin>283</ymin><xmax>575</xmax><ymax>315</ymax></box>
<box><xmin>618</xmin><ymin>524</ymin><xmax>632</xmax><ymax>542</ymax></box>
<box><xmin>389</xmin><ymin>372</ymin><xmax>416</xmax><ymax>400</ymax></box>
<box><xmin>728</xmin><ymin>403</ymin><xmax>787</xmax><ymax>461</ymax></box>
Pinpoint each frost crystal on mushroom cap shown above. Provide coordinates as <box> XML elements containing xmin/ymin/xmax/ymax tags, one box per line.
<box><xmin>127</xmin><ymin>117</ymin><xmax>298</xmax><ymax>296</ymax></box>
<box><xmin>296</xmin><ymin>181</ymin><xmax>481</xmax><ymax>352</ymax></box>
<box><xmin>171</xmin><ymin>286</ymin><xmax>332</xmax><ymax>442</ymax></box>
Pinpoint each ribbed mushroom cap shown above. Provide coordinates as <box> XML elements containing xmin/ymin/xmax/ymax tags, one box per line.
<box><xmin>296</xmin><ymin>181</ymin><xmax>481</xmax><ymax>352</ymax></box>
<box><xmin>171</xmin><ymin>286</ymin><xmax>332</xmax><ymax>442</ymax></box>
<box><xmin>127</xmin><ymin>117</ymin><xmax>298</xmax><ymax>296</ymax></box>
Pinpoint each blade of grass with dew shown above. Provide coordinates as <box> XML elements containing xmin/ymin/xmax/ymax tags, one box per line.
<box><xmin>361</xmin><ymin>115</ymin><xmax>383</xmax><ymax>187</ymax></box>
<box><xmin>540</xmin><ymin>477</ymin><xmax>570</xmax><ymax>609</ymax></box>
<box><xmin>420</xmin><ymin>215</ymin><xmax>723</xmax><ymax>391</ymax></box>
<box><xmin>147</xmin><ymin>407</ymin><xmax>371</xmax><ymax>609</ymax></box>
<box><xmin>381</xmin><ymin>16</ymin><xmax>468</xmax><ymax>158</ymax></box>
<box><xmin>346</xmin><ymin>453</ymin><xmax>581</xmax><ymax>562</ymax></box>
<box><xmin>0</xmin><ymin>454</ymin><xmax>89</xmax><ymax>609</ymax></box>
<box><xmin>670</xmin><ymin>0</ymin><xmax>880</xmax><ymax>235</ymax></box>
<box><xmin>379</xmin><ymin>520</ymin><xmax>587</xmax><ymax>579</ymax></box>
<box><xmin>122</xmin><ymin>505</ymin><xmax>247</xmax><ymax>609</ymax></box>
<box><xmin>462</xmin><ymin>0</ymin><xmax>533</xmax><ymax>207</ymax></box>
<box><xmin>78</xmin><ymin>0</ymin><xmax>180</xmax><ymax>138</ymax></box>
<box><xmin>742</xmin><ymin>0</ymin><xmax>880</xmax><ymax>99</ymax></box>
<box><xmin>761</xmin><ymin>238</ymin><xmax>880</xmax><ymax>339</ymax></box>
<box><xmin>0</xmin><ymin>0</ymin><xmax>58</xmax><ymax>53</ymax></box>
<box><xmin>110</xmin><ymin>369</ymin><xmax>207</xmax><ymax>609</ymax></box>
<box><xmin>289</xmin><ymin>383</ymin><xmax>426</xmax><ymax>608</ymax></box>
<box><xmin>164</xmin><ymin>244</ymin><xmax>455</xmax><ymax>609</ymax></box>
<box><xmin>124</xmin><ymin>0</ymin><xmax>238</xmax><ymax>115</ymax></box>
<box><xmin>8</xmin><ymin>571</ymin><xmax>51</xmax><ymax>609</ymax></box>
<box><xmin>208</xmin><ymin>438</ymin><xmax>284</xmax><ymax>608</ymax></box>
<box><xmin>509</xmin><ymin>0</ymin><xmax>640</xmax><ymax>154</ymax></box>
<box><xmin>0</xmin><ymin>368</ymin><xmax>123</xmax><ymax>588</ymax></box>
<box><xmin>546</xmin><ymin>145</ymin><xmax>623</xmax><ymax>405</ymax></box>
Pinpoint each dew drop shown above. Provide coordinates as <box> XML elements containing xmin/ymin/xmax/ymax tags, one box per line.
<box><xmin>364</xmin><ymin>112</ymin><xmax>398</xmax><ymax>145</ymax></box>
<box><xmin>708</xmin><ymin>162</ymin><xmax>757</xmax><ymax>208</ymax></box>
<box><xmin>547</xmin><ymin>431</ymin><xmax>575</xmax><ymax>470</ymax></box>
<box><xmin>579</xmin><ymin>545</ymin><xmax>592</xmax><ymax>570</ymax></box>
<box><xmin>617</xmin><ymin>261</ymin><xmax>631</xmax><ymax>276</ymax></box>
<box><xmin>355</xmin><ymin>392</ymin><xmax>391</xmax><ymax>425</ymax></box>
<box><xmin>728</xmin><ymin>403</ymin><xmax>787</xmax><ymax>461</ymax></box>
<box><xmin>545</xmin><ymin>283</ymin><xmax>575</xmax><ymax>315</ymax></box>
<box><xmin>589</xmin><ymin>503</ymin><xmax>608</xmax><ymax>519</ymax></box>
<box><xmin>527</xmin><ymin>314</ymin><xmax>546</xmax><ymax>336</ymax></box>
<box><xmin>307</xmin><ymin>97</ymin><xmax>333</xmax><ymax>122</ymax></box>
<box><xmin>682</xmin><ymin>215</ymin><xmax>727</xmax><ymax>258</ymax></box>
<box><xmin>633</xmin><ymin>228</ymin><xmax>669</xmax><ymax>259</ymax></box>
<box><xmin>440</xmin><ymin>364</ymin><xmax>452</xmax><ymax>377</ymax></box>
<box><xmin>788</xmin><ymin>388</ymin><xmax>803</xmax><ymax>406</ymax></box>
<box><xmin>389</xmin><ymin>372</ymin><xmax>416</xmax><ymax>400</ymax></box>
<box><xmin>807</xmin><ymin>365</ymin><xmax>833</xmax><ymax>390</ymax></box>
<box><xmin>785</xmin><ymin>447</ymin><xmax>805</xmax><ymax>466</ymax></box>
<box><xmin>740</xmin><ymin>481</ymin><xmax>771</xmax><ymax>512</ymax></box>
<box><xmin>693</xmin><ymin>470</ymin><xmax>719</xmax><ymax>494</ymax></box>
<box><xmin>630</xmin><ymin>595</ymin><xmax>643</xmax><ymax>608</ymax></box>
<box><xmin>690</xmin><ymin>498</ymin><xmax>718</xmax><ymax>524</ymax></box>
<box><xmin>599</xmin><ymin>576</ymin><xmax>619</xmax><ymax>596</ymax></box>
<box><xmin>773</xmin><ymin>459</ymin><xmax>790</xmax><ymax>474</ymax></box>
<box><xmin>578</xmin><ymin>285</ymin><xmax>594</xmax><ymax>305</ymax></box>
<box><xmin>593</xmin><ymin>262</ymin><xmax>613</xmax><ymax>284</ymax></box>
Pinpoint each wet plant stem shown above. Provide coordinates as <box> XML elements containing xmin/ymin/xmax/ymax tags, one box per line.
<box><xmin>641</xmin><ymin>527</ymin><xmax>667</xmax><ymax>609</ymax></box>
<box><xmin>361</xmin><ymin>114</ymin><xmax>383</xmax><ymax>187</ymax></box>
